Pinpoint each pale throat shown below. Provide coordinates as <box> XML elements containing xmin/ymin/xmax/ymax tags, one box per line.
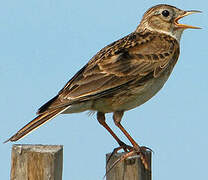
<box><xmin>137</xmin><ymin>22</ymin><xmax>184</xmax><ymax>42</ymax></box>
<box><xmin>151</xmin><ymin>27</ymin><xmax>184</xmax><ymax>42</ymax></box>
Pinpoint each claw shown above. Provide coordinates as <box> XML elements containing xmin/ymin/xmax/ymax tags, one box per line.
<box><xmin>140</xmin><ymin>146</ymin><xmax>154</xmax><ymax>153</ymax></box>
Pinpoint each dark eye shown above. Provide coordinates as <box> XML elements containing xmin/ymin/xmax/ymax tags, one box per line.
<box><xmin>162</xmin><ymin>10</ymin><xmax>170</xmax><ymax>17</ymax></box>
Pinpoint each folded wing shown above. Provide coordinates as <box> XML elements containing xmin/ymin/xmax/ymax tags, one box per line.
<box><xmin>38</xmin><ymin>31</ymin><xmax>179</xmax><ymax>113</ymax></box>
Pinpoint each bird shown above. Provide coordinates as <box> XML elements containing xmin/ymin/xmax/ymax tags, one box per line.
<box><xmin>5</xmin><ymin>4</ymin><xmax>200</xmax><ymax>169</ymax></box>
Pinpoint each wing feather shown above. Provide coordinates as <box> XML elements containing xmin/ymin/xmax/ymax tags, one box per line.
<box><xmin>40</xmin><ymin>31</ymin><xmax>179</xmax><ymax>112</ymax></box>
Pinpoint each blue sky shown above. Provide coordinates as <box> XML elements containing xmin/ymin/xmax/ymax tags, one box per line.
<box><xmin>1</xmin><ymin>0</ymin><xmax>207</xmax><ymax>179</ymax></box>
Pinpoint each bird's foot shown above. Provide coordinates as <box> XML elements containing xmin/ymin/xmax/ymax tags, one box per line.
<box><xmin>132</xmin><ymin>145</ymin><xmax>152</xmax><ymax>170</ymax></box>
<box><xmin>106</xmin><ymin>144</ymin><xmax>152</xmax><ymax>176</ymax></box>
<box><xmin>106</xmin><ymin>141</ymin><xmax>133</xmax><ymax>166</ymax></box>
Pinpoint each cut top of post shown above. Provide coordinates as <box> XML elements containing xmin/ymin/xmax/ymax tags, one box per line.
<box><xmin>12</xmin><ymin>144</ymin><xmax>63</xmax><ymax>153</ymax></box>
<box><xmin>10</xmin><ymin>144</ymin><xmax>63</xmax><ymax>180</ymax></box>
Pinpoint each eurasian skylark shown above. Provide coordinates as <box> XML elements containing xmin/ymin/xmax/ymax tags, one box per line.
<box><xmin>5</xmin><ymin>4</ymin><xmax>201</xmax><ymax>169</ymax></box>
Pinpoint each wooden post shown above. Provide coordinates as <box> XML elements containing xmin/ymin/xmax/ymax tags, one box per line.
<box><xmin>10</xmin><ymin>144</ymin><xmax>63</xmax><ymax>180</ymax></box>
<box><xmin>106</xmin><ymin>151</ymin><xmax>151</xmax><ymax>180</ymax></box>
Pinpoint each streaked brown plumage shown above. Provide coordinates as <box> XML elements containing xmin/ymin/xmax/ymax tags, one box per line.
<box><xmin>5</xmin><ymin>4</ymin><xmax>201</xmax><ymax>169</ymax></box>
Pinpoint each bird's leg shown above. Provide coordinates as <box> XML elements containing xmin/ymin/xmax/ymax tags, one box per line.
<box><xmin>97</xmin><ymin>112</ymin><xmax>132</xmax><ymax>152</ymax></box>
<box><xmin>113</xmin><ymin>111</ymin><xmax>150</xmax><ymax>169</ymax></box>
<box><xmin>113</xmin><ymin>111</ymin><xmax>139</xmax><ymax>149</ymax></box>
<box><xmin>97</xmin><ymin>112</ymin><xmax>133</xmax><ymax>167</ymax></box>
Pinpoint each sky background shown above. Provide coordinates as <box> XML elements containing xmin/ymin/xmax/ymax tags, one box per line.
<box><xmin>1</xmin><ymin>0</ymin><xmax>207</xmax><ymax>179</ymax></box>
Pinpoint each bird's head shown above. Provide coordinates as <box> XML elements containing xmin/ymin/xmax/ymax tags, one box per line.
<box><xmin>137</xmin><ymin>4</ymin><xmax>201</xmax><ymax>41</ymax></box>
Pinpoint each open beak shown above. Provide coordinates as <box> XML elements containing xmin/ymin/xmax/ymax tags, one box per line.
<box><xmin>174</xmin><ymin>10</ymin><xmax>202</xmax><ymax>29</ymax></box>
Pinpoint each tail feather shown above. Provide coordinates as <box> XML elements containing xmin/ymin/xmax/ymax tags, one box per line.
<box><xmin>37</xmin><ymin>95</ymin><xmax>59</xmax><ymax>114</ymax></box>
<box><xmin>4</xmin><ymin>106</ymin><xmax>68</xmax><ymax>143</ymax></box>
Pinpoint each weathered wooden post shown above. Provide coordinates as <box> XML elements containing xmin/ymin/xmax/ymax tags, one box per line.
<box><xmin>106</xmin><ymin>151</ymin><xmax>151</xmax><ymax>180</ymax></box>
<box><xmin>10</xmin><ymin>144</ymin><xmax>63</xmax><ymax>180</ymax></box>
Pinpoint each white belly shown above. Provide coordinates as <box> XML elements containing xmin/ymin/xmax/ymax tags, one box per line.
<box><xmin>92</xmin><ymin>70</ymin><xmax>172</xmax><ymax>113</ymax></box>
<box><xmin>117</xmin><ymin>73</ymin><xmax>170</xmax><ymax>111</ymax></box>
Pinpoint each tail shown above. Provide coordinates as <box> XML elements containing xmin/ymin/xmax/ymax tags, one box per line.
<box><xmin>4</xmin><ymin>106</ymin><xmax>68</xmax><ymax>143</ymax></box>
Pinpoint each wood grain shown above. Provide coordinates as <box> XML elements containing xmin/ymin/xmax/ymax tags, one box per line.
<box><xmin>10</xmin><ymin>144</ymin><xmax>63</xmax><ymax>180</ymax></box>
